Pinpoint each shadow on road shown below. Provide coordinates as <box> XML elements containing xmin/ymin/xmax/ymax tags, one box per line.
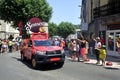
<box><xmin>104</xmin><ymin>67</ymin><xmax>120</xmax><ymax>70</ymax></box>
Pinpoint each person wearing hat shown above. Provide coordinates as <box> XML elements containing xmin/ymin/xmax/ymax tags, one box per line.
<box><xmin>94</xmin><ymin>37</ymin><xmax>102</xmax><ymax>65</ymax></box>
<box><xmin>99</xmin><ymin>45</ymin><xmax>107</xmax><ymax>66</ymax></box>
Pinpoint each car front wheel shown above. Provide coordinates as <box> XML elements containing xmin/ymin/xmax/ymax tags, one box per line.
<box><xmin>57</xmin><ymin>62</ymin><xmax>64</xmax><ymax>68</ymax></box>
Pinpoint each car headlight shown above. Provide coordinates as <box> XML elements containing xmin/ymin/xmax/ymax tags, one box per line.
<box><xmin>36</xmin><ymin>51</ymin><xmax>46</xmax><ymax>55</ymax></box>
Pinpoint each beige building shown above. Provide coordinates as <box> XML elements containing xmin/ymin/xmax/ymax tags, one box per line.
<box><xmin>0</xmin><ymin>20</ymin><xmax>19</xmax><ymax>39</ymax></box>
<box><xmin>81</xmin><ymin>0</ymin><xmax>120</xmax><ymax>57</ymax></box>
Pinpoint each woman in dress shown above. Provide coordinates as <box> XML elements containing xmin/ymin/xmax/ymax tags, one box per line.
<box><xmin>77</xmin><ymin>38</ymin><xmax>88</xmax><ymax>62</ymax></box>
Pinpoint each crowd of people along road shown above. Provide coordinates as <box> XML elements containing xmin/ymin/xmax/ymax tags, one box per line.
<box><xmin>0</xmin><ymin>36</ymin><xmax>110</xmax><ymax>66</ymax></box>
<box><xmin>0</xmin><ymin>38</ymin><xmax>20</xmax><ymax>54</ymax></box>
<box><xmin>40</xmin><ymin>36</ymin><xmax>107</xmax><ymax>66</ymax></box>
<box><xmin>67</xmin><ymin>36</ymin><xmax>107</xmax><ymax>66</ymax></box>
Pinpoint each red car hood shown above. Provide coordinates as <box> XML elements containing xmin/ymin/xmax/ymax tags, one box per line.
<box><xmin>33</xmin><ymin>46</ymin><xmax>63</xmax><ymax>51</ymax></box>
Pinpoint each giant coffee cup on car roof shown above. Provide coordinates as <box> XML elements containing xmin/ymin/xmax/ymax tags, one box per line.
<box><xmin>27</xmin><ymin>17</ymin><xmax>48</xmax><ymax>32</ymax></box>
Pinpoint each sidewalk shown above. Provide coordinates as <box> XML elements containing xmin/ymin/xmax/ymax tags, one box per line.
<box><xmin>65</xmin><ymin>50</ymin><xmax>120</xmax><ymax>69</ymax></box>
<box><xmin>83</xmin><ymin>54</ymin><xmax>120</xmax><ymax>69</ymax></box>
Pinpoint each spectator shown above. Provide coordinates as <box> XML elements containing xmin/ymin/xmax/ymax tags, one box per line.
<box><xmin>67</xmin><ymin>40</ymin><xmax>73</xmax><ymax>58</ymax></box>
<box><xmin>2</xmin><ymin>39</ymin><xmax>8</xmax><ymax>53</ymax></box>
<box><xmin>8</xmin><ymin>40</ymin><xmax>13</xmax><ymax>52</ymax></box>
<box><xmin>71</xmin><ymin>40</ymin><xmax>78</xmax><ymax>61</ymax></box>
<box><xmin>89</xmin><ymin>39</ymin><xmax>95</xmax><ymax>55</ymax></box>
<box><xmin>60</xmin><ymin>38</ymin><xmax>65</xmax><ymax>49</ymax></box>
<box><xmin>100</xmin><ymin>36</ymin><xmax>105</xmax><ymax>45</ymax></box>
<box><xmin>0</xmin><ymin>39</ymin><xmax>2</xmax><ymax>53</ymax></box>
<box><xmin>116</xmin><ymin>37</ymin><xmax>120</xmax><ymax>57</ymax></box>
<box><xmin>77</xmin><ymin>38</ymin><xmax>89</xmax><ymax>62</ymax></box>
<box><xmin>99</xmin><ymin>45</ymin><xmax>107</xmax><ymax>66</ymax></box>
<box><xmin>94</xmin><ymin>37</ymin><xmax>102</xmax><ymax>65</ymax></box>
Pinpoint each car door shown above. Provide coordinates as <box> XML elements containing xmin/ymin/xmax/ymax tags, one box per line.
<box><xmin>24</xmin><ymin>40</ymin><xmax>32</xmax><ymax>60</ymax></box>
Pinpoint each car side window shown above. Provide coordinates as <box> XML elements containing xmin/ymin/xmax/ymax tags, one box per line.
<box><xmin>28</xmin><ymin>40</ymin><xmax>32</xmax><ymax>47</ymax></box>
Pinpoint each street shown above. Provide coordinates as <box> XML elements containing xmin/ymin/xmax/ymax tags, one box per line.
<box><xmin>0</xmin><ymin>51</ymin><xmax>120</xmax><ymax>80</ymax></box>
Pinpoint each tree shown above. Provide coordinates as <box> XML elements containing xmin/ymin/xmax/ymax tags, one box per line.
<box><xmin>0</xmin><ymin>0</ymin><xmax>52</xmax><ymax>28</ymax></box>
<box><xmin>48</xmin><ymin>22</ymin><xmax>58</xmax><ymax>37</ymax></box>
<box><xmin>57</xmin><ymin>22</ymin><xmax>76</xmax><ymax>39</ymax></box>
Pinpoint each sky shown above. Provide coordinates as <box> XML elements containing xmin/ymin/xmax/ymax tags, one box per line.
<box><xmin>47</xmin><ymin>0</ymin><xmax>82</xmax><ymax>25</ymax></box>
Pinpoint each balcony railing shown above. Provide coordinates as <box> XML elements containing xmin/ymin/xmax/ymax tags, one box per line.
<box><xmin>93</xmin><ymin>1</ymin><xmax>120</xmax><ymax>19</ymax></box>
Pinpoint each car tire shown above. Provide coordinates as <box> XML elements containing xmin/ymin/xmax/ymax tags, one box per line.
<box><xmin>57</xmin><ymin>62</ymin><xmax>64</xmax><ymax>68</ymax></box>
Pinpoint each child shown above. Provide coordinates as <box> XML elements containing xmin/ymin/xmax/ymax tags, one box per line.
<box><xmin>99</xmin><ymin>45</ymin><xmax>107</xmax><ymax>66</ymax></box>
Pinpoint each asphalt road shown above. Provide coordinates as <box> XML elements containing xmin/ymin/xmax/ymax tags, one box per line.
<box><xmin>0</xmin><ymin>51</ymin><xmax>120</xmax><ymax>80</ymax></box>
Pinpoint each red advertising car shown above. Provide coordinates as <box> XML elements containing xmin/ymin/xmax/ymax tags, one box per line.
<box><xmin>20</xmin><ymin>17</ymin><xmax>65</xmax><ymax>68</ymax></box>
<box><xmin>20</xmin><ymin>32</ymin><xmax>65</xmax><ymax>68</ymax></box>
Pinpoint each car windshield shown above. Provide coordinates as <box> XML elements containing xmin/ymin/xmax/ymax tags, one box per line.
<box><xmin>33</xmin><ymin>40</ymin><xmax>53</xmax><ymax>46</ymax></box>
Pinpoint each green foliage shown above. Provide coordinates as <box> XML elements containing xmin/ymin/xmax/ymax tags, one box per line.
<box><xmin>0</xmin><ymin>0</ymin><xmax>52</xmax><ymax>28</ymax></box>
<box><xmin>57</xmin><ymin>22</ymin><xmax>76</xmax><ymax>38</ymax></box>
<box><xmin>48</xmin><ymin>22</ymin><xmax>57</xmax><ymax>37</ymax></box>
<box><xmin>48</xmin><ymin>22</ymin><xmax>76</xmax><ymax>39</ymax></box>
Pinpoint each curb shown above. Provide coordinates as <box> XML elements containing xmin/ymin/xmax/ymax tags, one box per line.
<box><xmin>83</xmin><ymin>59</ymin><xmax>120</xmax><ymax>69</ymax></box>
<box><xmin>66</xmin><ymin>57</ymin><xmax>120</xmax><ymax>69</ymax></box>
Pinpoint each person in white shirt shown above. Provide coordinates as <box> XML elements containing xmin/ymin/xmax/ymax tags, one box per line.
<box><xmin>94</xmin><ymin>37</ymin><xmax>102</xmax><ymax>65</ymax></box>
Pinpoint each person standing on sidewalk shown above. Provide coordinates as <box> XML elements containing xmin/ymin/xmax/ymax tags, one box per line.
<box><xmin>94</xmin><ymin>37</ymin><xmax>102</xmax><ymax>65</ymax></box>
<box><xmin>8</xmin><ymin>40</ymin><xmax>13</xmax><ymax>53</ymax></box>
<box><xmin>99</xmin><ymin>45</ymin><xmax>107</xmax><ymax>66</ymax></box>
<box><xmin>77</xmin><ymin>38</ymin><xmax>88</xmax><ymax>62</ymax></box>
<box><xmin>1</xmin><ymin>39</ymin><xmax>8</xmax><ymax>53</ymax></box>
<box><xmin>116</xmin><ymin>38</ymin><xmax>120</xmax><ymax>57</ymax></box>
<box><xmin>0</xmin><ymin>39</ymin><xmax>2</xmax><ymax>53</ymax></box>
<box><xmin>67</xmin><ymin>40</ymin><xmax>73</xmax><ymax>58</ymax></box>
<box><xmin>71</xmin><ymin>39</ymin><xmax>78</xmax><ymax>61</ymax></box>
<box><xmin>89</xmin><ymin>39</ymin><xmax>95</xmax><ymax>55</ymax></box>
<box><xmin>60</xmin><ymin>38</ymin><xmax>65</xmax><ymax>49</ymax></box>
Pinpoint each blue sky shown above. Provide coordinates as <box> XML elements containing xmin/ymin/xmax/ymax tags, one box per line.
<box><xmin>47</xmin><ymin>0</ymin><xmax>82</xmax><ymax>25</ymax></box>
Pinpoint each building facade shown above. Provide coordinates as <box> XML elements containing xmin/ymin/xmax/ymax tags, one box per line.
<box><xmin>0</xmin><ymin>20</ymin><xmax>19</xmax><ymax>39</ymax></box>
<box><xmin>81</xmin><ymin>0</ymin><xmax>120</xmax><ymax>57</ymax></box>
